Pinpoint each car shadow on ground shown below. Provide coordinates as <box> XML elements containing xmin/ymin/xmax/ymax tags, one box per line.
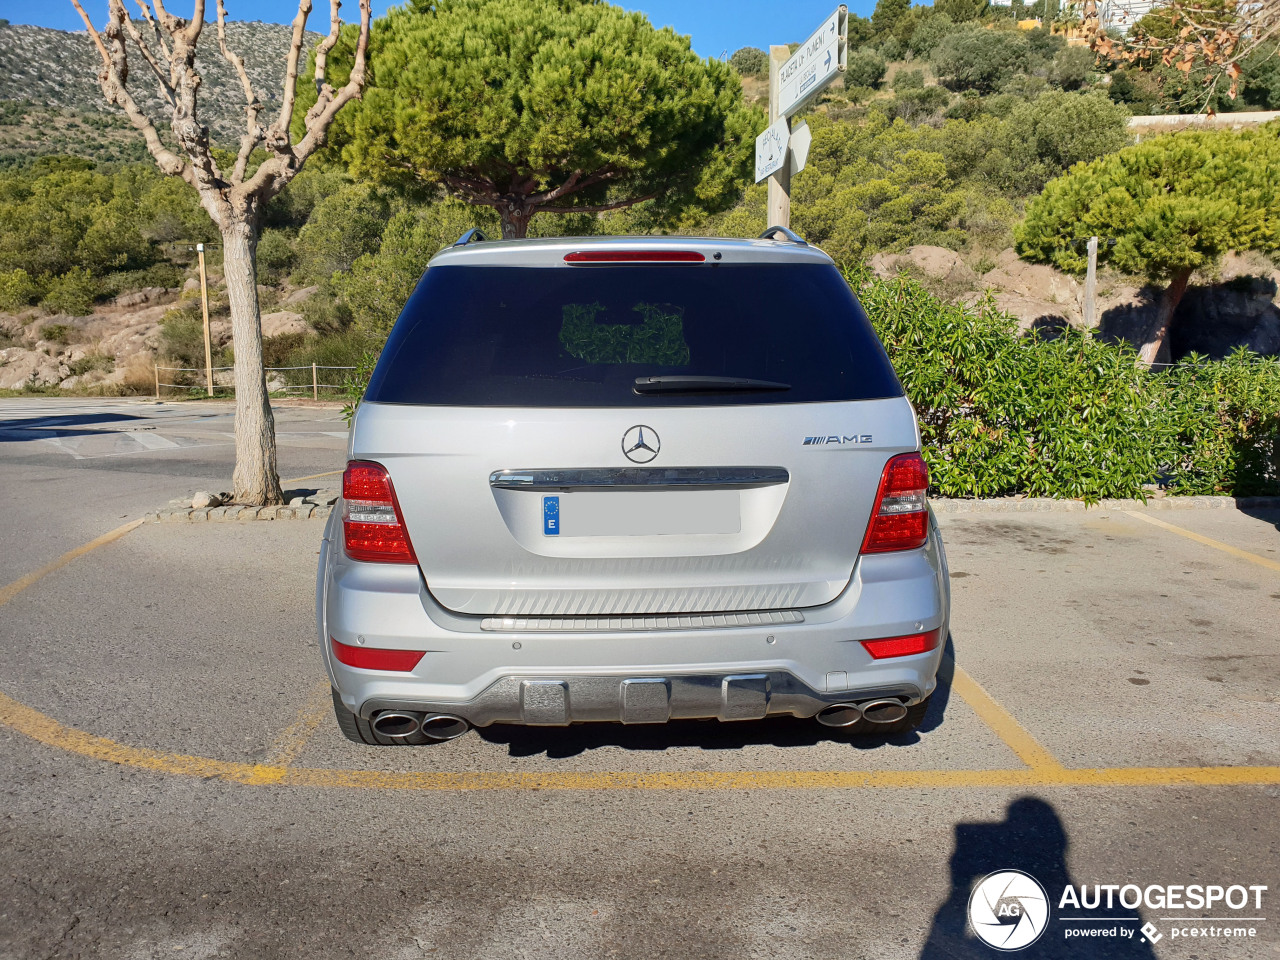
<box><xmin>0</xmin><ymin>412</ymin><xmax>144</xmax><ymax>441</ymax></box>
<box><xmin>1237</xmin><ymin>505</ymin><xmax>1280</xmax><ymax>534</ymax></box>
<box><xmin>919</xmin><ymin>796</ymin><xmax>1158</xmax><ymax>959</ymax></box>
<box><xmin>473</xmin><ymin>635</ymin><xmax>958</xmax><ymax>759</ymax></box>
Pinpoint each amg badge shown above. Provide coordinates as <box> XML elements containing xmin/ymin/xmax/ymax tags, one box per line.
<box><xmin>803</xmin><ymin>434</ymin><xmax>872</xmax><ymax>445</ymax></box>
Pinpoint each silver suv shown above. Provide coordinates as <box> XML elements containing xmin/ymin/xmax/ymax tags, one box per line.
<box><xmin>317</xmin><ymin>231</ymin><xmax>949</xmax><ymax>745</ymax></box>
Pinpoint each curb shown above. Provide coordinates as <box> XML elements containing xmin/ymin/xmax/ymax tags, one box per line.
<box><xmin>147</xmin><ymin>486</ymin><xmax>339</xmax><ymax>523</ymax></box>
<box><xmin>147</xmin><ymin>504</ymin><xmax>335</xmax><ymax>522</ymax></box>
<box><xmin>931</xmin><ymin>496</ymin><xmax>1280</xmax><ymax>514</ymax></box>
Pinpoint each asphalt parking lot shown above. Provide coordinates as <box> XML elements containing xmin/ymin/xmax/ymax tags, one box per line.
<box><xmin>1</xmin><ymin>398</ymin><xmax>1278</xmax><ymax>959</ymax></box>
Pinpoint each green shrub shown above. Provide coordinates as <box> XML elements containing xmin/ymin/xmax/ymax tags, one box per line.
<box><xmin>101</xmin><ymin>262</ymin><xmax>185</xmax><ymax>295</ymax></box>
<box><xmin>256</xmin><ymin>228</ymin><xmax>297</xmax><ymax>279</ymax></box>
<box><xmin>894</xmin><ymin>69</ymin><xmax>926</xmax><ymax>92</ymax></box>
<box><xmin>932</xmin><ymin>27</ymin><xmax>1030</xmax><ymax>94</ymax></box>
<box><xmin>728</xmin><ymin>47</ymin><xmax>768</xmax><ymax>78</ymax></box>
<box><xmin>292</xmin><ymin>182</ymin><xmax>390</xmax><ymax>284</ymax></box>
<box><xmin>1049</xmin><ymin>46</ymin><xmax>1095</xmax><ymax>91</ymax></box>
<box><xmin>40</xmin><ymin>323</ymin><xmax>71</xmax><ymax>343</ymax></box>
<box><xmin>70</xmin><ymin>351</ymin><xmax>114</xmax><ymax>377</ymax></box>
<box><xmin>846</xmin><ymin>47</ymin><xmax>888</xmax><ymax>89</ymax></box>
<box><xmin>908</xmin><ymin>12</ymin><xmax>956</xmax><ymax>56</ymax></box>
<box><xmin>1158</xmin><ymin>351</ymin><xmax>1280</xmax><ymax>496</ymax></box>
<box><xmin>0</xmin><ymin>268</ymin><xmax>40</xmax><ymax>311</ymax></box>
<box><xmin>41</xmin><ymin>268</ymin><xmax>98</xmax><ymax>316</ymax></box>
<box><xmin>853</xmin><ymin>273</ymin><xmax>1280</xmax><ymax>500</ymax></box>
<box><xmin>334</xmin><ymin>200</ymin><xmax>496</xmax><ymax>339</ymax></box>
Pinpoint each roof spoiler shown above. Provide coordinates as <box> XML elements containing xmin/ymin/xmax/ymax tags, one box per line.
<box><xmin>453</xmin><ymin>228</ymin><xmax>489</xmax><ymax>247</ymax></box>
<box><xmin>759</xmin><ymin>225</ymin><xmax>808</xmax><ymax>245</ymax></box>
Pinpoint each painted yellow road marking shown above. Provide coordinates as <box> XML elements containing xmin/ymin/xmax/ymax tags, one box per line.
<box><xmin>1125</xmin><ymin>511</ymin><xmax>1280</xmax><ymax>573</ymax></box>
<box><xmin>0</xmin><ymin>509</ymin><xmax>1273</xmax><ymax>791</ymax></box>
<box><xmin>949</xmin><ymin>664</ymin><xmax>1064</xmax><ymax>771</ymax></box>
<box><xmin>3</xmin><ymin>687</ymin><xmax>1278</xmax><ymax>791</ymax></box>
<box><xmin>263</xmin><ymin>680</ymin><xmax>333</xmax><ymax>767</ymax></box>
<box><xmin>285</xmin><ymin>470</ymin><xmax>344</xmax><ymax>483</ymax></box>
<box><xmin>0</xmin><ymin>518</ymin><xmax>144</xmax><ymax>609</ymax></box>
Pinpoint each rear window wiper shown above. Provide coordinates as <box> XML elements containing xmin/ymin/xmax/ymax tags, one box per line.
<box><xmin>633</xmin><ymin>376</ymin><xmax>791</xmax><ymax>394</ymax></box>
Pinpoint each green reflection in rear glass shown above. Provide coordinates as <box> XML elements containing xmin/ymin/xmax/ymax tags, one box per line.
<box><xmin>559</xmin><ymin>302</ymin><xmax>691</xmax><ymax>365</ymax></box>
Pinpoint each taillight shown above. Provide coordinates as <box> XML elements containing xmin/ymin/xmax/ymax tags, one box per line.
<box><xmin>862</xmin><ymin>628</ymin><xmax>942</xmax><ymax>660</ymax></box>
<box><xmin>564</xmin><ymin>250</ymin><xmax>705</xmax><ymax>263</ymax></box>
<box><xmin>861</xmin><ymin>452</ymin><xmax>930</xmax><ymax>553</ymax></box>
<box><xmin>331</xmin><ymin>637</ymin><xmax>424</xmax><ymax>671</ymax></box>
<box><xmin>342</xmin><ymin>460</ymin><xmax>416</xmax><ymax>563</ymax></box>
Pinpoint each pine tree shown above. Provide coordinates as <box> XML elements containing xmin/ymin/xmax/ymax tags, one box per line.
<box><xmin>1016</xmin><ymin>127</ymin><xmax>1280</xmax><ymax>366</ymax></box>
<box><xmin>335</xmin><ymin>0</ymin><xmax>760</xmax><ymax>239</ymax></box>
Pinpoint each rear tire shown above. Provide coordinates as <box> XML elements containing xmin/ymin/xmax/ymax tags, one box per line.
<box><xmin>331</xmin><ymin>689</ymin><xmax>433</xmax><ymax>746</ymax></box>
<box><xmin>853</xmin><ymin>695</ymin><xmax>930</xmax><ymax>736</ymax></box>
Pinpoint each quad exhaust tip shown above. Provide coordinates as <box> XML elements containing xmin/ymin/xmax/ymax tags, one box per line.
<box><xmin>371</xmin><ymin>711</ymin><xmax>472</xmax><ymax>741</ymax></box>
<box><xmin>860</xmin><ymin>699</ymin><xmax>909</xmax><ymax>724</ymax></box>
<box><xmin>372</xmin><ymin>711</ymin><xmax>421</xmax><ymax>739</ymax></box>
<box><xmin>815</xmin><ymin>703</ymin><xmax>863</xmax><ymax>727</ymax></box>
<box><xmin>420</xmin><ymin>714</ymin><xmax>470</xmax><ymax>742</ymax></box>
<box><xmin>815</xmin><ymin>699</ymin><xmax>910</xmax><ymax>727</ymax></box>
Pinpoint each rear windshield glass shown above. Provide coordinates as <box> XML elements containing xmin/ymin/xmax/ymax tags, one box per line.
<box><xmin>364</xmin><ymin>263</ymin><xmax>903</xmax><ymax>407</ymax></box>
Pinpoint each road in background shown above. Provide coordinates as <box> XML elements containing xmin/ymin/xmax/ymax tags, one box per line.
<box><xmin>0</xmin><ymin>397</ymin><xmax>347</xmax><ymax>581</ymax></box>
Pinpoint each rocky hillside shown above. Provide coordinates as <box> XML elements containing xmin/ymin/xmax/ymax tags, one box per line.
<box><xmin>0</xmin><ymin>21</ymin><xmax>318</xmax><ymax>151</ymax></box>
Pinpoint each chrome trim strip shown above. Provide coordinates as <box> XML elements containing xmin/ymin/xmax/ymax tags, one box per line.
<box><xmin>489</xmin><ymin>466</ymin><xmax>789</xmax><ymax>489</ymax></box>
<box><xmin>480</xmin><ymin>610</ymin><xmax>805</xmax><ymax>632</ymax></box>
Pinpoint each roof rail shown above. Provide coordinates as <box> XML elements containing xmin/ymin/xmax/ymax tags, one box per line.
<box><xmin>453</xmin><ymin>228</ymin><xmax>489</xmax><ymax>247</ymax></box>
<box><xmin>759</xmin><ymin>225</ymin><xmax>807</xmax><ymax>245</ymax></box>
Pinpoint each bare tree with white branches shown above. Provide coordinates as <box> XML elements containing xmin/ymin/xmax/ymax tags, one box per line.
<box><xmin>69</xmin><ymin>0</ymin><xmax>372</xmax><ymax>505</ymax></box>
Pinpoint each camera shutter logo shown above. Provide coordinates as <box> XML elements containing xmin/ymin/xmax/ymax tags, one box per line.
<box><xmin>968</xmin><ymin>870</ymin><xmax>1050</xmax><ymax>951</ymax></box>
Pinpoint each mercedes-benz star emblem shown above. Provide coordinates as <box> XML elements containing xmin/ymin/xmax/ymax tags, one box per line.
<box><xmin>622</xmin><ymin>425</ymin><xmax>660</xmax><ymax>463</ymax></box>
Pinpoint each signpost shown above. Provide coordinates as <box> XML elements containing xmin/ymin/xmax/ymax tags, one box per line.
<box><xmin>759</xmin><ymin>6</ymin><xmax>847</xmax><ymax>230</ymax></box>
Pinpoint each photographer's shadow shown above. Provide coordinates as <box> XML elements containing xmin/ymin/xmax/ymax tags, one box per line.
<box><xmin>920</xmin><ymin>797</ymin><xmax>1157</xmax><ymax>959</ymax></box>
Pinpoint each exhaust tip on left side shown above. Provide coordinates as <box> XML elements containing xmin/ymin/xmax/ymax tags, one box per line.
<box><xmin>372</xmin><ymin>711</ymin><xmax>422</xmax><ymax>739</ymax></box>
<box><xmin>815</xmin><ymin>703</ymin><xmax>863</xmax><ymax>728</ymax></box>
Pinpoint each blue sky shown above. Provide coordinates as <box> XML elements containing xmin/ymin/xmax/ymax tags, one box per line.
<box><xmin>0</xmin><ymin>1</ymin><xmax>881</xmax><ymax>58</ymax></box>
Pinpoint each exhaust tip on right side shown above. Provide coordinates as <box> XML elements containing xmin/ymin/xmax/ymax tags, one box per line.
<box><xmin>420</xmin><ymin>715</ymin><xmax>471</xmax><ymax>741</ymax></box>
<box><xmin>859</xmin><ymin>699</ymin><xmax>909</xmax><ymax>724</ymax></box>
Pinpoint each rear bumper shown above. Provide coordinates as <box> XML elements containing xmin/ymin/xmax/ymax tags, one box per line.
<box><xmin>317</xmin><ymin>511</ymin><xmax>950</xmax><ymax>726</ymax></box>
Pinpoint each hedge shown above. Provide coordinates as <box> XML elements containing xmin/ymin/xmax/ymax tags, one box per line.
<box><xmin>853</xmin><ymin>272</ymin><xmax>1280</xmax><ymax>501</ymax></box>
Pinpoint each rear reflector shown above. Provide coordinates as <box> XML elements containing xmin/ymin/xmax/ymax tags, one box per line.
<box><xmin>862</xmin><ymin>452</ymin><xmax>930</xmax><ymax>553</ymax></box>
<box><xmin>331</xmin><ymin>637</ymin><xmax>425</xmax><ymax>672</ymax></box>
<box><xmin>342</xmin><ymin>460</ymin><xmax>416</xmax><ymax>563</ymax></box>
<box><xmin>862</xmin><ymin>628</ymin><xmax>942</xmax><ymax>660</ymax></box>
<box><xmin>564</xmin><ymin>250</ymin><xmax>705</xmax><ymax>263</ymax></box>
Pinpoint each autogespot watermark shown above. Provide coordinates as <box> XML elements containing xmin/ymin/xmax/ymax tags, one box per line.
<box><xmin>967</xmin><ymin>871</ymin><xmax>1269</xmax><ymax>950</ymax></box>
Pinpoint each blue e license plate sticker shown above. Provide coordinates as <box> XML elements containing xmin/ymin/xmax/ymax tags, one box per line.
<box><xmin>543</xmin><ymin>495</ymin><xmax>560</xmax><ymax>536</ymax></box>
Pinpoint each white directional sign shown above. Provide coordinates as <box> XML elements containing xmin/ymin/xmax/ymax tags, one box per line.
<box><xmin>754</xmin><ymin>115</ymin><xmax>791</xmax><ymax>183</ymax></box>
<box><xmin>777</xmin><ymin>5</ymin><xmax>848</xmax><ymax>119</ymax></box>
<box><xmin>789</xmin><ymin>121</ymin><xmax>812</xmax><ymax>174</ymax></box>
<box><xmin>754</xmin><ymin>119</ymin><xmax>814</xmax><ymax>183</ymax></box>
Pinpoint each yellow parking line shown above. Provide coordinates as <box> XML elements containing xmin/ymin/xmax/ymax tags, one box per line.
<box><xmin>262</xmin><ymin>680</ymin><xmax>334</xmax><ymax>767</ymax></box>
<box><xmin>2</xmin><ymin>687</ymin><xmax>1278</xmax><ymax>790</ymax></box>
<box><xmin>285</xmin><ymin>470</ymin><xmax>344</xmax><ymax>484</ymax></box>
<box><xmin>1125</xmin><ymin>511</ymin><xmax>1280</xmax><ymax>573</ymax></box>
<box><xmin>0</xmin><ymin>518</ymin><xmax>144</xmax><ymax>609</ymax></box>
<box><xmin>949</xmin><ymin>664</ymin><xmax>1064</xmax><ymax>771</ymax></box>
